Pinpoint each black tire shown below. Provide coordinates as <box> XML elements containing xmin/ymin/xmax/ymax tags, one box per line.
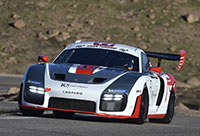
<box><xmin>20</xmin><ymin>108</ymin><xmax>44</xmax><ymax>116</ymax></box>
<box><xmin>149</xmin><ymin>92</ymin><xmax>175</xmax><ymax>124</ymax></box>
<box><xmin>130</xmin><ymin>89</ymin><xmax>149</xmax><ymax>124</ymax></box>
<box><xmin>18</xmin><ymin>83</ymin><xmax>23</xmax><ymax>105</ymax></box>
<box><xmin>53</xmin><ymin>110</ymin><xmax>75</xmax><ymax>118</ymax></box>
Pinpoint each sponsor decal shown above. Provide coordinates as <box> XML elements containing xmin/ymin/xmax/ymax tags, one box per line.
<box><xmin>61</xmin><ymin>83</ymin><xmax>69</xmax><ymax>88</ymax></box>
<box><xmin>61</xmin><ymin>83</ymin><xmax>88</xmax><ymax>88</ymax></box>
<box><xmin>108</xmin><ymin>89</ymin><xmax>128</xmax><ymax>93</ymax></box>
<box><xmin>27</xmin><ymin>80</ymin><xmax>42</xmax><ymax>85</ymax></box>
<box><xmin>93</xmin><ymin>42</ymin><xmax>115</xmax><ymax>47</ymax></box>
<box><xmin>82</xmin><ymin>42</ymin><xmax>117</xmax><ymax>49</ymax></box>
<box><xmin>136</xmin><ymin>90</ymin><xmax>142</xmax><ymax>93</ymax></box>
<box><xmin>119</xmin><ymin>48</ymin><xmax>129</xmax><ymax>52</ymax></box>
<box><xmin>76</xmin><ymin>44</ymin><xmax>86</xmax><ymax>48</ymax></box>
<box><xmin>62</xmin><ymin>90</ymin><xmax>83</xmax><ymax>95</ymax></box>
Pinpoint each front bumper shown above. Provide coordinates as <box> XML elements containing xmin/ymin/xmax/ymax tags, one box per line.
<box><xmin>19</xmin><ymin>95</ymin><xmax>142</xmax><ymax>119</ymax></box>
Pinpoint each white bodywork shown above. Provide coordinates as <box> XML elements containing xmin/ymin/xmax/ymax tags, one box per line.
<box><xmin>20</xmin><ymin>41</ymin><xmax>174</xmax><ymax>118</ymax></box>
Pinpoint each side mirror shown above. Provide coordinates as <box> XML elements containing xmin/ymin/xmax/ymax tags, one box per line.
<box><xmin>38</xmin><ymin>56</ymin><xmax>48</xmax><ymax>64</ymax></box>
<box><xmin>150</xmin><ymin>67</ymin><xmax>161</xmax><ymax>77</ymax></box>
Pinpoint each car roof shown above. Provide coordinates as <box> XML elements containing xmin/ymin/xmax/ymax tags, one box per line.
<box><xmin>65</xmin><ymin>41</ymin><xmax>145</xmax><ymax>57</ymax></box>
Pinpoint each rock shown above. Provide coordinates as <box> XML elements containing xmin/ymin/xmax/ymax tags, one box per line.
<box><xmin>7</xmin><ymin>87</ymin><xmax>19</xmax><ymax>95</ymax></box>
<box><xmin>132</xmin><ymin>26</ymin><xmax>140</xmax><ymax>32</ymax></box>
<box><xmin>150</xmin><ymin>9</ymin><xmax>154</xmax><ymax>13</ymax></box>
<box><xmin>168</xmin><ymin>46</ymin><xmax>176</xmax><ymax>52</ymax></box>
<box><xmin>147</xmin><ymin>14</ymin><xmax>155</xmax><ymax>19</ymax></box>
<box><xmin>38</xmin><ymin>32</ymin><xmax>48</xmax><ymax>40</ymax></box>
<box><xmin>186</xmin><ymin>77</ymin><xmax>200</xmax><ymax>87</ymax></box>
<box><xmin>151</xmin><ymin>21</ymin><xmax>155</xmax><ymax>25</ymax></box>
<box><xmin>55</xmin><ymin>32</ymin><xmax>70</xmax><ymax>42</ymax></box>
<box><xmin>163</xmin><ymin>22</ymin><xmax>169</xmax><ymax>27</ymax></box>
<box><xmin>176</xmin><ymin>81</ymin><xmax>192</xmax><ymax>88</ymax></box>
<box><xmin>136</xmin><ymin>33</ymin><xmax>142</xmax><ymax>38</ymax></box>
<box><xmin>184</xmin><ymin>14</ymin><xmax>199</xmax><ymax>23</ymax></box>
<box><xmin>86</xmin><ymin>20</ymin><xmax>95</xmax><ymax>26</ymax></box>
<box><xmin>0</xmin><ymin>1</ymin><xmax>3</xmax><ymax>5</ymax></box>
<box><xmin>25</xmin><ymin>1</ymin><xmax>34</xmax><ymax>5</ymax></box>
<box><xmin>72</xmin><ymin>4</ymin><xmax>78</xmax><ymax>8</ymax></box>
<box><xmin>68</xmin><ymin>23</ymin><xmax>75</xmax><ymax>27</ymax></box>
<box><xmin>38</xmin><ymin>21</ymin><xmax>45</xmax><ymax>26</ymax></box>
<box><xmin>131</xmin><ymin>0</ymin><xmax>139</xmax><ymax>3</ymax></box>
<box><xmin>139</xmin><ymin>42</ymin><xmax>147</xmax><ymax>50</ymax></box>
<box><xmin>47</xmin><ymin>29</ymin><xmax>60</xmax><ymax>38</ymax></box>
<box><xmin>66</xmin><ymin>15</ymin><xmax>73</xmax><ymax>19</ymax></box>
<box><xmin>175</xmin><ymin>0</ymin><xmax>187</xmax><ymax>3</ymax></box>
<box><xmin>162</xmin><ymin>10</ymin><xmax>168</xmax><ymax>14</ymax></box>
<box><xmin>11</xmin><ymin>12</ymin><xmax>20</xmax><ymax>19</ymax></box>
<box><xmin>177</xmin><ymin>103</ymin><xmax>190</xmax><ymax>110</ymax></box>
<box><xmin>6</xmin><ymin>57</ymin><xmax>17</xmax><ymax>64</ymax></box>
<box><xmin>175</xmin><ymin>102</ymin><xmax>200</xmax><ymax>117</ymax></box>
<box><xmin>105</xmin><ymin>35</ymin><xmax>111</xmax><ymax>41</ymax></box>
<box><xmin>118</xmin><ymin>0</ymin><xmax>126</xmax><ymax>4</ymax></box>
<box><xmin>13</xmin><ymin>20</ymin><xmax>25</xmax><ymax>29</ymax></box>
<box><xmin>36</xmin><ymin>2</ymin><xmax>48</xmax><ymax>8</ymax></box>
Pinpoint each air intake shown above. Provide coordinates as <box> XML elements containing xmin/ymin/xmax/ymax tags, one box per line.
<box><xmin>92</xmin><ymin>77</ymin><xmax>107</xmax><ymax>83</ymax></box>
<box><xmin>54</xmin><ymin>73</ymin><xmax>66</xmax><ymax>81</ymax></box>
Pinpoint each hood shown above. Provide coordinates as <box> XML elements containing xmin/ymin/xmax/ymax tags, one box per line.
<box><xmin>48</xmin><ymin>63</ymin><xmax>126</xmax><ymax>84</ymax></box>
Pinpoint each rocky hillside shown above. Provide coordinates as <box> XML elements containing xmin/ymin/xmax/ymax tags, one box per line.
<box><xmin>0</xmin><ymin>0</ymin><xmax>200</xmax><ymax>82</ymax></box>
<box><xmin>0</xmin><ymin>0</ymin><xmax>200</xmax><ymax>111</ymax></box>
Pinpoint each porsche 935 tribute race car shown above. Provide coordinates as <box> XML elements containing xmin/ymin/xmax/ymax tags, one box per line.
<box><xmin>18</xmin><ymin>41</ymin><xmax>185</xmax><ymax>124</ymax></box>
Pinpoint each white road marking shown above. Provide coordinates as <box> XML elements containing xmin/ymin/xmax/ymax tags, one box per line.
<box><xmin>0</xmin><ymin>116</ymin><xmax>37</xmax><ymax>120</ymax></box>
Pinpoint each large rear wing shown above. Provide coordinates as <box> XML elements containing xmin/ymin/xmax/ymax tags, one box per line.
<box><xmin>146</xmin><ymin>50</ymin><xmax>186</xmax><ymax>71</ymax></box>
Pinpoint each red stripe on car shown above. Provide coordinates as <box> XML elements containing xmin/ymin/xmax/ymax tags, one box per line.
<box><xmin>130</xmin><ymin>95</ymin><xmax>142</xmax><ymax>118</ymax></box>
<box><xmin>147</xmin><ymin>114</ymin><xmax>166</xmax><ymax>119</ymax></box>
<box><xmin>76</xmin><ymin>65</ymin><xmax>98</xmax><ymax>75</ymax></box>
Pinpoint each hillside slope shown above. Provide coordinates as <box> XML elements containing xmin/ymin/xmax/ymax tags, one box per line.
<box><xmin>0</xmin><ymin>0</ymin><xmax>200</xmax><ymax>82</ymax></box>
<box><xmin>0</xmin><ymin>0</ymin><xmax>200</xmax><ymax>110</ymax></box>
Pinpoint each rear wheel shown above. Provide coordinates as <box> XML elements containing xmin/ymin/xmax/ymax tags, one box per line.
<box><xmin>53</xmin><ymin>110</ymin><xmax>75</xmax><ymax>118</ymax></box>
<box><xmin>149</xmin><ymin>92</ymin><xmax>175</xmax><ymax>124</ymax></box>
<box><xmin>130</xmin><ymin>89</ymin><xmax>149</xmax><ymax>124</ymax></box>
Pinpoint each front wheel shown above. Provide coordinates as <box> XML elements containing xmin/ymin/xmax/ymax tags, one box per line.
<box><xmin>130</xmin><ymin>89</ymin><xmax>149</xmax><ymax>124</ymax></box>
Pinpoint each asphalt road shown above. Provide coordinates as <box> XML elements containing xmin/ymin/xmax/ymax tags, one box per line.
<box><xmin>0</xmin><ymin>75</ymin><xmax>199</xmax><ymax>136</ymax></box>
<box><xmin>0</xmin><ymin>113</ymin><xmax>199</xmax><ymax>136</ymax></box>
<box><xmin>0</xmin><ymin>74</ymin><xmax>22</xmax><ymax>92</ymax></box>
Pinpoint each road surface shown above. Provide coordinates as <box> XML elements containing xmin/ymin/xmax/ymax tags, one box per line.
<box><xmin>0</xmin><ymin>112</ymin><xmax>199</xmax><ymax>136</ymax></box>
<box><xmin>0</xmin><ymin>74</ymin><xmax>22</xmax><ymax>93</ymax></box>
<box><xmin>0</xmin><ymin>74</ymin><xmax>199</xmax><ymax>136</ymax></box>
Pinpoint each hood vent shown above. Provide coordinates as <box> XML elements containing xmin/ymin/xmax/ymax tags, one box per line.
<box><xmin>92</xmin><ymin>77</ymin><xmax>107</xmax><ymax>83</ymax></box>
<box><xmin>54</xmin><ymin>73</ymin><xmax>66</xmax><ymax>81</ymax></box>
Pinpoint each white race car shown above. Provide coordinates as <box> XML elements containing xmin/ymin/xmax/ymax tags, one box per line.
<box><xmin>18</xmin><ymin>41</ymin><xmax>185</xmax><ymax>124</ymax></box>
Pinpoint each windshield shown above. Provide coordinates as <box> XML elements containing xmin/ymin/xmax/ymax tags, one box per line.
<box><xmin>54</xmin><ymin>48</ymin><xmax>139</xmax><ymax>71</ymax></box>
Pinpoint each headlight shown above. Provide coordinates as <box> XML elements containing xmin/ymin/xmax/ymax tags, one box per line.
<box><xmin>100</xmin><ymin>93</ymin><xmax>127</xmax><ymax>111</ymax></box>
<box><xmin>29</xmin><ymin>86</ymin><xmax>44</xmax><ymax>94</ymax></box>
<box><xmin>102</xmin><ymin>94</ymin><xmax>123</xmax><ymax>101</ymax></box>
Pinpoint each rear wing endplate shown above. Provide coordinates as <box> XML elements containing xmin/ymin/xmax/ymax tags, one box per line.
<box><xmin>146</xmin><ymin>50</ymin><xmax>186</xmax><ymax>71</ymax></box>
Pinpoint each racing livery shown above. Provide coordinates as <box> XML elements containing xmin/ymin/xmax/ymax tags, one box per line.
<box><xmin>18</xmin><ymin>41</ymin><xmax>186</xmax><ymax>124</ymax></box>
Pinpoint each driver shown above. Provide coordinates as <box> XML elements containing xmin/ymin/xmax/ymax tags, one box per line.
<box><xmin>124</xmin><ymin>59</ymin><xmax>135</xmax><ymax>71</ymax></box>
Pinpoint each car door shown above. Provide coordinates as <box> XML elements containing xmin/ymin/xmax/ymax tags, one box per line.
<box><xmin>141</xmin><ymin>52</ymin><xmax>160</xmax><ymax>107</ymax></box>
